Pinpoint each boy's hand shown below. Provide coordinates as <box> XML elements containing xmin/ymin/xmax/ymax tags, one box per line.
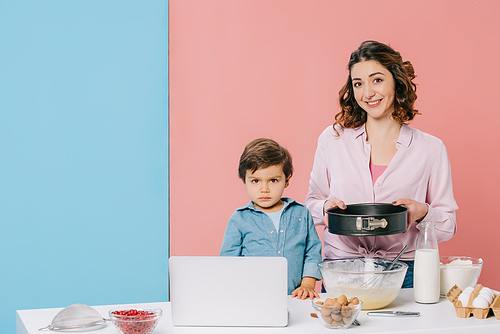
<box><xmin>292</xmin><ymin>286</ymin><xmax>319</xmax><ymax>300</ymax></box>
<box><xmin>291</xmin><ymin>277</ymin><xmax>319</xmax><ymax>300</ymax></box>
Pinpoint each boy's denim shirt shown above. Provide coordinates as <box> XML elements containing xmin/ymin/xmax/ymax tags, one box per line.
<box><xmin>220</xmin><ymin>197</ymin><xmax>322</xmax><ymax>294</ymax></box>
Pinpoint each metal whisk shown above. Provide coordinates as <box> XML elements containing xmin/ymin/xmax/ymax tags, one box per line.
<box><xmin>359</xmin><ymin>244</ymin><xmax>409</xmax><ymax>289</ymax></box>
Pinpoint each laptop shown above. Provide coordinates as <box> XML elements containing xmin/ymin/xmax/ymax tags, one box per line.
<box><xmin>168</xmin><ymin>256</ymin><xmax>288</xmax><ymax>327</ymax></box>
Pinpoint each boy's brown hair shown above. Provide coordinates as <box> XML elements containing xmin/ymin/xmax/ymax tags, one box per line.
<box><xmin>238</xmin><ymin>138</ymin><xmax>293</xmax><ymax>182</ymax></box>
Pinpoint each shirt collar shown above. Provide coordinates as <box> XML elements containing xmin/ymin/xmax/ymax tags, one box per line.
<box><xmin>397</xmin><ymin>123</ymin><xmax>413</xmax><ymax>148</ymax></box>
<box><xmin>238</xmin><ymin>197</ymin><xmax>296</xmax><ymax>212</ymax></box>
<box><xmin>353</xmin><ymin>123</ymin><xmax>413</xmax><ymax>148</ymax></box>
<box><xmin>353</xmin><ymin>124</ymin><xmax>366</xmax><ymax>139</ymax></box>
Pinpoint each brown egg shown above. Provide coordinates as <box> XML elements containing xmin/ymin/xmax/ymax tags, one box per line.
<box><xmin>341</xmin><ymin>305</ymin><xmax>352</xmax><ymax>317</ymax></box>
<box><xmin>331</xmin><ymin>312</ymin><xmax>343</xmax><ymax>321</ymax></box>
<box><xmin>348</xmin><ymin>297</ymin><xmax>360</xmax><ymax>305</ymax></box>
<box><xmin>337</xmin><ymin>295</ymin><xmax>348</xmax><ymax>306</ymax></box>
<box><xmin>321</xmin><ymin>314</ymin><xmax>333</xmax><ymax>324</ymax></box>
<box><xmin>324</xmin><ymin>298</ymin><xmax>335</xmax><ymax>306</ymax></box>
<box><xmin>320</xmin><ymin>306</ymin><xmax>331</xmax><ymax>317</ymax></box>
<box><xmin>331</xmin><ymin>301</ymin><xmax>342</xmax><ymax>314</ymax></box>
<box><xmin>331</xmin><ymin>320</ymin><xmax>343</xmax><ymax>327</ymax></box>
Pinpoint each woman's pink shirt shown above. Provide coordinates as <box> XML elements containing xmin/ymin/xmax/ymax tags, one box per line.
<box><xmin>305</xmin><ymin>124</ymin><xmax>458</xmax><ymax>261</ymax></box>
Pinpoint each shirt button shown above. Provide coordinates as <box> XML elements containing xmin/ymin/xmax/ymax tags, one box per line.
<box><xmin>270</xmin><ymin>230</ymin><xmax>274</xmax><ymax>234</ymax></box>
<box><xmin>280</xmin><ymin>230</ymin><xmax>284</xmax><ymax>233</ymax></box>
<box><xmin>299</xmin><ymin>218</ymin><xmax>302</xmax><ymax>222</ymax></box>
<box><xmin>277</xmin><ymin>251</ymin><xmax>281</xmax><ymax>254</ymax></box>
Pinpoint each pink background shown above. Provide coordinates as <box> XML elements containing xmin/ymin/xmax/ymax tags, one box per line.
<box><xmin>169</xmin><ymin>0</ymin><xmax>499</xmax><ymax>288</ymax></box>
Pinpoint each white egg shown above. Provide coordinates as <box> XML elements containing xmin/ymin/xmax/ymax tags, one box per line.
<box><xmin>472</xmin><ymin>295</ymin><xmax>490</xmax><ymax>308</ymax></box>
<box><xmin>482</xmin><ymin>287</ymin><xmax>494</xmax><ymax>294</ymax></box>
<box><xmin>458</xmin><ymin>292</ymin><xmax>471</xmax><ymax>306</ymax></box>
<box><xmin>478</xmin><ymin>294</ymin><xmax>493</xmax><ymax>304</ymax></box>
<box><xmin>479</xmin><ymin>287</ymin><xmax>495</xmax><ymax>300</ymax></box>
<box><xmin>464</xmin><ymin>286</ymin><xmax>474</xmax><ymax>293</ymax></box>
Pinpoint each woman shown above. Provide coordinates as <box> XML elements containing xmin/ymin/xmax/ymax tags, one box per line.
<box><xmin>305</xmin><ymin>40</ymin><xmax>458</xmax><ymax>288</ymax></box>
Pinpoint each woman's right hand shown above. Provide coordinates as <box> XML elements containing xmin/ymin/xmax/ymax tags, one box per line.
<box><xmin>323</xmin><ymin>199</ymin><xmax>347</xmax><ymax>227</ymax></box>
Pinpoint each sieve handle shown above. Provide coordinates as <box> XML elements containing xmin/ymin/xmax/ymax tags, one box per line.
<box><xmin>38</xmin><ymin>325</ymin><xmax>53</xmax><ymax>331</ymax></box>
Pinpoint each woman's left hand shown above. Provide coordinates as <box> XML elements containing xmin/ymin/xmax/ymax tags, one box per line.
<box><xmin>392</xmin><ymin>199</ymin><xmax>428</xmax><ymax>230</ymax></box>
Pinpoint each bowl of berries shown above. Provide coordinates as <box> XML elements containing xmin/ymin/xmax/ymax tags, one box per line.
<box><xmin>108</xmin><ymin>308</ymin><xmax>162</xmax><ymax>334</ymax></box>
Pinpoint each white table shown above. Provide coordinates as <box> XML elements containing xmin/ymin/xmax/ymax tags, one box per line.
<box><xmin>17</xmin><ymin>289</ymin><xmax>500</xmax><ymax>334</ymax></box>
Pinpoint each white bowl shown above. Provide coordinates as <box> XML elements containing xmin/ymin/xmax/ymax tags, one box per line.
<box><xmin>440</xmin><ymin>256</ymin><xmax>483</xmax><ymax>296</ymax></box>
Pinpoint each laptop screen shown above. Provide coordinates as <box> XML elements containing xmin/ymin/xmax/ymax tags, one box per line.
<box><xmin>169</xmin><ymin>256</ymin><xmax>288</xmax><ymax>327</ymax></box>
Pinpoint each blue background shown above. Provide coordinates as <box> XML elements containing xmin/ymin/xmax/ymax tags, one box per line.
<box><xmin>0</xmin><ymin>1</ymin><xmax>169</xmax><ymax>333</ymax></box>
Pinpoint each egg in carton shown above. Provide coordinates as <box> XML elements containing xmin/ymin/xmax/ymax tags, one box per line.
<box><xmin>446</xmin><ymin>284</ymin><xmax>472</xmax><ymax>318</ymax></box>
<box><xmin>446</xmin><ymin>284</ymin><xmax>498</xmax><ymax>319</ymax></box>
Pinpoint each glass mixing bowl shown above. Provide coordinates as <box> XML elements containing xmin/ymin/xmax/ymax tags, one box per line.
<box><xmin>312</xmin><ymin>298</ymin><xmax>363</xmax><ymax>329</ymax></box>
<box><xmin>318</xmin><ymin>258</ymin><xmax>407</xmax><ymax>310</ymax></box>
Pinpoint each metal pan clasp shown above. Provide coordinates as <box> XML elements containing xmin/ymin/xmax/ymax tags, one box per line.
<box><xmin>356</xmin><ymin>217</ymin><xmax>388</xmax><ymax>231</ymax></box>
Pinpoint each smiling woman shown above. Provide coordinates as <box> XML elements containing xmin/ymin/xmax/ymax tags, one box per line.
<box><xmin>337</xmin><ymin>40</ymin><xmax>419</xmax><ymax>132</ymax></box>
<box><xmin>352</xmin><ymin>61</ymin><xmax>396</xmax><ymax>121</ymax></box>
<box><xmin>305</xmin><ymin>40</ymin><xmax>458</xmax><ymax>289</ymax></box>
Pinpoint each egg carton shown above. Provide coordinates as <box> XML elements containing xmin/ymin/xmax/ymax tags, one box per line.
<box><xmin>492</xmin><ymin>293</ymin><xmax>500</xmax><ymax>320</ymax></box>
<box><xmin>446</xmin><ymin>284</ymin><xmax>499</xmax><ymax>319</ymax></box>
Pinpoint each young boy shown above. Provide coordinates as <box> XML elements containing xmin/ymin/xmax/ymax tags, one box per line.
<box><xmin>220</xmin><ymin>138</ymin><xmax>322</xmax><ymax>299</ymax></box>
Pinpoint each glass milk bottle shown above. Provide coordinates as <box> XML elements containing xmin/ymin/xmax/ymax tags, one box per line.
<box><xmin>413</xmin><ymin>221</ymin><xmax>440</xmax><ymax>303</ymax></box>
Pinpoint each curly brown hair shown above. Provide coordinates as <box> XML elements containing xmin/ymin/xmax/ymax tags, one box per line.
<box><xmin>335</xmin><ymin>41</ymin><xmax>419</xmax><ymax>134</ymax></box>
<box><xmin>238</xmin><ymin>138</ymin><xmax>293</xmax><ymax>182</ymax></box>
